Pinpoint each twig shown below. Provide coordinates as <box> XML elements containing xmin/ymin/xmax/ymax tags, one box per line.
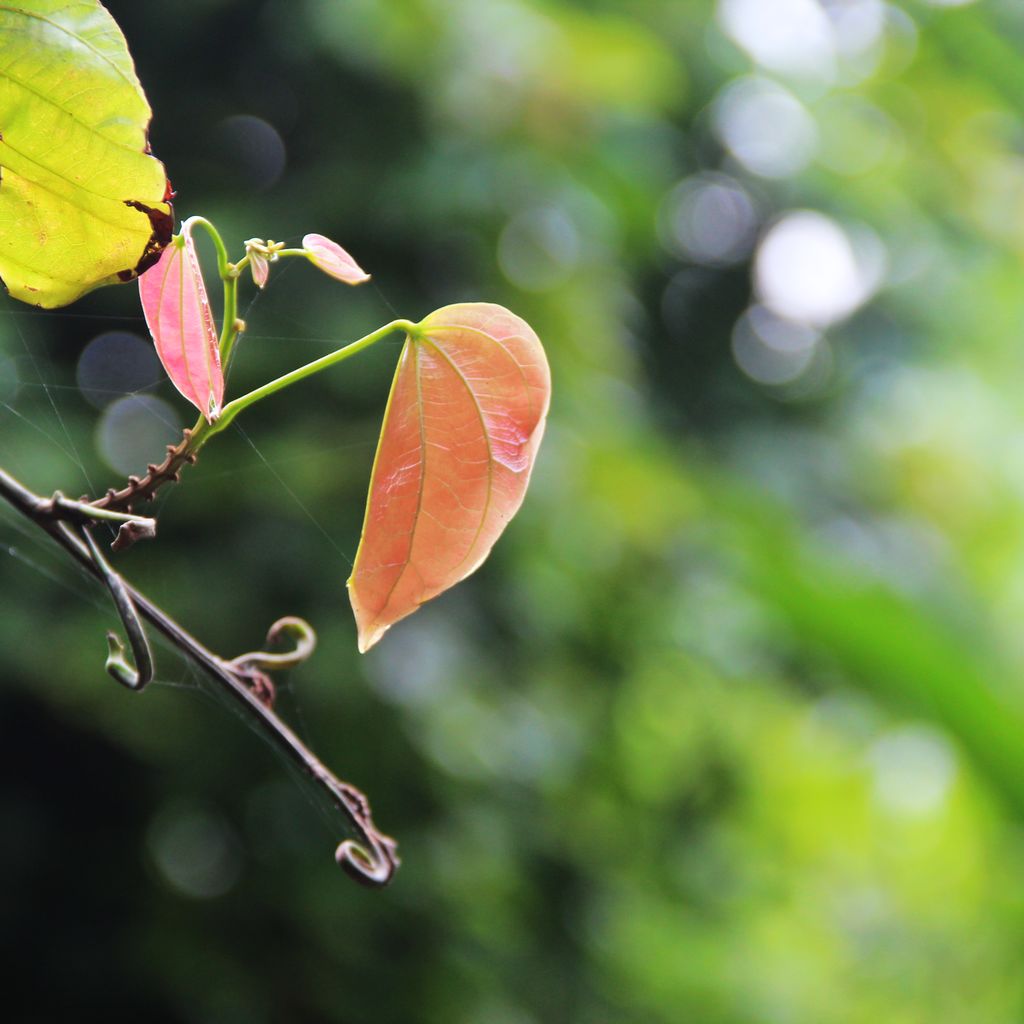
<box><xmin>87</xmin><ymin>427</ymin><xmax>197</xmax><ymax>513</ymax></box>
<box><xmin>82</xmin><ymin>526</ymin><xmax>154</xmax><ymax>691</ymax></box>
<box><xmin>0</xmin><ymin>464</ymin><xmax>400</xmax><ymax>887</ymax></box>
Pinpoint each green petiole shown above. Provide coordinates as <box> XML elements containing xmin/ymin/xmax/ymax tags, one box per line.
<box><xmin>186</xmin><ymin>318</ymin><xmax>418</xmax><ymax>454</ymax></box>
<box><xmin>176</xmin><ymin>216</ymin><xmax>414</xmax><ymax>460</ymax></box>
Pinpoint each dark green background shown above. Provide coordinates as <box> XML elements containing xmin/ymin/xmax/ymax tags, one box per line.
<box><xmin>3</xmin><ymin>1</ymin><xmax>1024</xmax><ymax>1021</ymax></box>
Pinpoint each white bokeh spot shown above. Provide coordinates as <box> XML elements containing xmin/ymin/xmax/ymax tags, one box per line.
<box><xmin>754</xmin><ymin>210</ymin><xmax>886</xmax><ymax>326</ymax></box>
<box><xmin>713</xmin><ymin>76</ymin><xmax>817</xmax><ymax>180</ymax></box>
<box><xmin>717</xmin><ymin>0</ymin><xmax>836</xmax><ymax>81</ymax></box>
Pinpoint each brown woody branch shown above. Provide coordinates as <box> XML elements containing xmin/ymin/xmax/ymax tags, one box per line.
<box><xmin>0</xmin><ymin>464</ymin><xmax>399</xmax><ymax>887</ymax></box>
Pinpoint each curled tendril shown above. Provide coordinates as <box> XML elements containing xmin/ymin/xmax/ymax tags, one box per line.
<box><xmin>82</xmin><ymin>527</ymin><xmax>154</xmax><ymax>691</ymax></box>
<box><xmin>0</xmin><ymin>465</ymin><xmax>401</xmax><ymax>889</ymax></box>
<box><xmin>336</xmin><ymin>832</ymin><xmax>401</xmax><ymax>887</ymax></box>
<box><xmin>224</xmin><ymin>617</ymin><xmax>399</xmax><ymax>884</ymax></box>
<box><xmin>229</xmin><ymin>616</ymin><xmax>317</xmax><ymax>673</ymax></box>
<box><xmin>324</xmin><ymin>778</ymin><xmax>400</xmax><ymax>885</ymax></box>
<box><xmin>225</xmin><ymin>616</ymin><xmax>317</xmax><ymax>707</ymax></box>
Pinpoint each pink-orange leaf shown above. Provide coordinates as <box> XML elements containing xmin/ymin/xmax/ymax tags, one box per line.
<box><xmin>302</xmin><ymin>233</ymin><xmax>370</xmax><ymax>285</ymax></box>
<box><xmin>348</xmin><ymin>303</ymin><xmax>551</xmax><ymax>652</ymax></box>
<box><xmin>139</xmin><ymin>224</ymin><xmax>223</xmax><ymax>421</ymax></box>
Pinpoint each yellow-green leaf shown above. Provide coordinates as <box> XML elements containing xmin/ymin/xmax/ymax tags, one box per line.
<box><xmin>0</xmin><ymin>0</ymin><xmax>172</xmax><ymax>308</ymax></box>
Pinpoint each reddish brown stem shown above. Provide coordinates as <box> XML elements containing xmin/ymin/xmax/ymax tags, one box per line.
<box><xmin>0</xmin><ymin>464</ymin><xmax>399</xmax><ymax>887</ymax></box>
<box><xmin>87</xmin><ymin>428</ymin><xmax>197</xmax><ymax>513</ymax></box>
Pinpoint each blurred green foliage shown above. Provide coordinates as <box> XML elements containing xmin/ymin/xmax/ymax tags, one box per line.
<box><xmin>3</xmin><ymin>1</ymin><xmax>1024</xmax><ymax>1021</ymax></box>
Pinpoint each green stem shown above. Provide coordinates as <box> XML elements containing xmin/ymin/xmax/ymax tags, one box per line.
<box><xmin>184</xmin><ymin>216</ymin><xmax>230</xmax><ymax>276</ymax></box>
<box><xmin>220</xmin><ymin>276</ymin><xmax>240</xmax><ymax>367</ymax></box>
<box><xmin>189</xmin><ymin>318</ymin><xmax>417</xmax><ymax>451</ymax></box>
<box><xmin>52</xmin><ymin>497</ymin><xmax>154</xmax><ymax>527</ymax></box>
<box><xmin>183</xmin><ymin>216</ymin><xmax>242</xmax><ymax>368</ymax></box>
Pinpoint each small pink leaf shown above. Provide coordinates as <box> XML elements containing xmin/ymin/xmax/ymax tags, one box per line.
<box><xmin>247</xmin><ymin>244</ymin><xmax>269</xmax><ymax>289</ymax></box>
<box><xmin>302</xmin><ymin>233</ymin><xmax>370</xmax><ymax>285</ymax></box>
<box><xmin>139</xmin><ymin>224</ymin><xmax>223</xmax><ymax>421</ymax></box>
<box><xmin>348</xmin><ymin>303</ymin><xmax>551</xmax><ymax>652</ymax></box>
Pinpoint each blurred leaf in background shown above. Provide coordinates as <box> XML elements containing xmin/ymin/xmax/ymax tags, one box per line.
<box><xmin>4</xmin><ymin>1</ymin><xmax>1024</xmax><ymax>1022</ymax></box>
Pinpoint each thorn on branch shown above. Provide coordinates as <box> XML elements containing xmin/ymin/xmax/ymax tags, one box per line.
<box><xmin>89</xmin><ymin>427</ymin><xmax>196</xmax><ymax>513</ymax></box>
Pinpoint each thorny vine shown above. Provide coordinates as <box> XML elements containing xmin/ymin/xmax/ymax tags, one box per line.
<box><xmin>0</xmin><ymin>463</ymin><xmax>399</xmax><ymax>887</ymax></box>
<box><xmin>87</xmin><ymin>427</ymin><xmax>197</xmax><ymax>515</ymax></box>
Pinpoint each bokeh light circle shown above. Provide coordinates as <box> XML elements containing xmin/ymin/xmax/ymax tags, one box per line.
<box><xmin>712</xmin><ymin>76</ymin><xmax>817</xmax><ymax>179</ymax></box>
<box><xmin>96</xmin><ymin>395</ymin><xmax>182</xmax><ymax>477</ymax></box>
<box><xmin>754</xmin><ymin>210</ymin><xmax>885</xmax><ymax>326</ymax></box>
<box><xmin>217</xmin><ymin>114</ymin><xmax>287</xmax><ymax>191</ymax></box>
<box><xmin>76</xmin><ymin>330</ymin><xmax>162</xmax><ymax>410</ymax></box>
<box><xmin>658</xmin><ymin>173</ymin><xmax>758</xmax><ymax>266</ymax></box>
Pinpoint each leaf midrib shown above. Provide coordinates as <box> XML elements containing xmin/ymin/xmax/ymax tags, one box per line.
<box><xmin>419</xmin><ymin>335</ymin><xmax>496</xmax><ymax>581</ymax></box>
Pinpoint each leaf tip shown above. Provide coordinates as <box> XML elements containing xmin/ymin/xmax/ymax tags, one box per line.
<box><xmin>347</xmin><ymin>579</ymin><xmax>388</xmax><ymax>653</ymax></box>
<box><xmin>204</xmin><ymin>394</ymin><xmax>222</xmax><ymax>424</ymax></box>
<box><xmin>356</xmin><ymin>629</ymin><xmax>381</xmax><ymax>655</ymax></box>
